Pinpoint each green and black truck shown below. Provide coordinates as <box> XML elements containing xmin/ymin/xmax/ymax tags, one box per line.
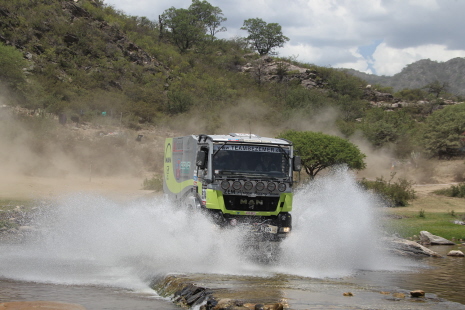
<box><xmin>163</xmin><ymin>133</ymin><xmax>301</xmax><ymax>243</ymax></box>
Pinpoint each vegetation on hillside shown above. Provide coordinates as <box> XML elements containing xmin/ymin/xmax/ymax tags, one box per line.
<box><xmin>359</xmin><ymin>174</ymin><xmax>416</xmax><ymax>207</ymax></box>
<box><xmin>434</xmin><ymin>183</ymin><xmax>465</xmax><ymax>198</ymax></box>
<box><xmin>278</xmin><ymin>130</ymin><xmax>366</xmax><ymax>178</ymax></box>
<box><xmin>0</xmin><ymin>0</ymin><xmax>465</xmax><ymax>166</ymax></box>
<box><xmin>345</xmin><ymin>58</ymin><xmax>465</xmax><ymax>98</ymax></box>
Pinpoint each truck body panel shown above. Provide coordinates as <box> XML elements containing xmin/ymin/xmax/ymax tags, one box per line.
<box><xmin>163</xmin><ymin>133</ymin><xmax>298</xmax><ymax>241</ymax></box>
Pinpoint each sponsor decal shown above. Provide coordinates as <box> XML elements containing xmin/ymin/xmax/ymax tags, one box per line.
<box><xmin>180</xmin><ymin>161</ymin><xmax>191</xmax><ymax>174</ymax></box>
<box><xmin>175</xmin><ymin>160</ymin><xmax>181</xmax><ymax>180</ymax></box>
<box><xmin>165</xmin><ymin>143</ymin><xmax>172</xmax><ymax>163</ymax></box>
<box><xmin>220</xmin><ymin>145</ymin><xmax>283</xmax><ymax>153</ymax></box>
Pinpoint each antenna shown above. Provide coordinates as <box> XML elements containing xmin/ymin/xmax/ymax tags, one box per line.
<box><xmin>249</xmin><ymin>121</ymin><xmax>251</xmax><ymax>138</ymax></box>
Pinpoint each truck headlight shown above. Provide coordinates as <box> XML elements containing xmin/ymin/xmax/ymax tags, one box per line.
<box><xmin>267</xmin><ymin>182</ymin><xmax>276</xmax><ymax>192</ymax></box>
<box><xmin>244</xmin><ymin>181</ymin><xmax>253</xmax><ymax>191</ymax></box>
<box><xmin>233</xmin><ymin>181</ymin><xmax>242</xmax><ymax>190</ymax></box>
<box><xmin>221</xmin><ymin>180</ymin><xmax>230</xmax><ymax>190</ymax></box>
<box><xmin>280</xmin><ymin>227</ymin><xmax>291</xmax><ymax>233</ymax></box>
<box><xmin>255</xmin><ymin>182</ymin><xmax>265</xmax><ymax>191</ymax></box>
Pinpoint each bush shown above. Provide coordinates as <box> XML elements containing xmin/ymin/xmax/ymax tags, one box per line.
<box><xmin>142</xmin><ymin>175</ymin><xmax>163</xmax><ymax>191</ymax></box>
<box><xmin>359</xmin><ymin>173</ymin><xmax>416</xmax><ymax>207</ymax></box>
<box><xmin>433</xmin><ymin>183</ymin><xmax>465</xmax><ymax>198</ymax></box>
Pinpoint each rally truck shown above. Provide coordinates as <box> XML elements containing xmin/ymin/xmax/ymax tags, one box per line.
<box><xmin>163</xmin><ymin>133</ymin><xmax>301</xmax><ymax>245</ymax></box>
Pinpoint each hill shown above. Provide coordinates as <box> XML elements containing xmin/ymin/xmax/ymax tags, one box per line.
<box><xmin>345</xmin><ymin>57</ymin><xmax>465</xmax><ymax>97</ymax></box>
<box><xmin>1</xmin><ymin>0</ymin><xmax>465</xmax><ymax>184</ymax></box>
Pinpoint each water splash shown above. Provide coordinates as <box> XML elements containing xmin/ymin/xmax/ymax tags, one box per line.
<box><xmin>0</xmin><ymin>168</ymin><xmax>408</xmax><ymax>290</ymax></box>
<box><xmin>278</xmin><ymin>167</ymin><xmax>394</xmax><ymax>277</ymax></box>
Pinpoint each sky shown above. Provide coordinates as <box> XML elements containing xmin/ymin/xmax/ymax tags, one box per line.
<box><xmin>103</xmin><ymin>0</ymin><xmax>465</xmax><ymax>76</ymax></box>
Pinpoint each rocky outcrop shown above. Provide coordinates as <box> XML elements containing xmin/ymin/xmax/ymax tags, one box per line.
<box><xmin>383</xmin><ymin>236</ymin><xmax>442</xmax><ymax>257</ymax></box>
<box><xmin>0</xmin><ymin>0</ymin><xmax>167</xmax><ymax>74</ymax></box>
<box><xmin>151</xmin><ymin>275</ymin><xmax>286</xmax><ymax>310</ymax></box>
<box><xmin>419</xmin><ymin>231</ymin><xmax>456</xmax><ymax>245</ymax></box>
<box><xmin>346</xmin><ymin>58</ymin><xmax>465</xmax><ymax>97</ymax></box>
<box><xmin>240</xmin><ymin>56</ymin><xmax>326</xmax><ymax>90</ymax></box>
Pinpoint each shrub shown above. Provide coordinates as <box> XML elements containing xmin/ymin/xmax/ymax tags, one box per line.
<box><xmin>433</xmin><ymin>183</ymin><xmax>465</xmax><ymax>198</ymax></box>
<box><xmin>359</xmin><ymin>173</ymin><xmax>416</xmax><ymax>207</ymax></box>
<box><xmin>142</xmin><ymin>175</ymin><xmax>163</xmax><ymax>191</ymax></box>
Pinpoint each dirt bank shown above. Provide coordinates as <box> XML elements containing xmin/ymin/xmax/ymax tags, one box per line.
<box><xmin>0</xmin><ymin>173</ymin><xmax>154</xmax><ymax>202</ymax></box>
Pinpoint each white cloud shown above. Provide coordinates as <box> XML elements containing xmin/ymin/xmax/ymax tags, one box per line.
<box><xmin>103</xmin><ymin>0</ymin><xmax>465</xmax><ymax>76</ymax></box>
<box><xmin>372</xmin><ymin>43</ymin><xmax>465</xmax><ymax>76</ymax></box>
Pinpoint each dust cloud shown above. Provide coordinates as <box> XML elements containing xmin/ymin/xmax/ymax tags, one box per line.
<box><xmin>1</xmin><ymin>89</ymin><xmax>451</xmax><ymax>201</ymax></box>
<box><xmin>0</xmin><ymin>95</ymin><xmax>158</xmax><ymax>200</ymax></box>
<box><xmin>167</xmin><ymin>99</ymin><xmax>418</xmax><ymax>182</ymax></box>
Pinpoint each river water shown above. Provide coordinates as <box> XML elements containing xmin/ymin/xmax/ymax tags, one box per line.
<box><xmin>0</xmin><ymin>169</ymin><xmax>464</xmax><ymax>309</ymax></box>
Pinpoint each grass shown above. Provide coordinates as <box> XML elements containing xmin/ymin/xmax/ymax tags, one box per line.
<box><xmin>0</xmin><ymin>199</ymin><xmax>34</xmax><ymax>212</ymax></box>
<box><xmin>0</xmin><ymin>199</ymin><xmax>40</xmax><ymax>230</ymax></box>
<box><xmin>433</xmin><ymin>183</ymin><xmax>465</xmax><ymax>198</ymax></box>
<box><xmin>385</xmin><ymin>210</ymin><xmax>465</xmax><ymax>242</ymax></box>
<box><xmin>383</xmin><ymin>193</ymin><xmax>465</xmax><ymax>242</ymax></box>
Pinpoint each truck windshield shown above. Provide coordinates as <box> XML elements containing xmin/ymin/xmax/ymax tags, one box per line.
<box><xmin>212</xmin><ymin>144</ymin><xmax>290</xmax><ymax>178</ymax></box>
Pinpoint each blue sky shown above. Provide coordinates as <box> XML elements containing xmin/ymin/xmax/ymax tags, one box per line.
<box><xmin>104</xmin><ymin>0</ymin><xmax>465</xmax><ymax>76</ymax></box>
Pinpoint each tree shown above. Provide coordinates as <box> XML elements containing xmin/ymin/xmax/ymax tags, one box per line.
<box><xmin>359</xmin><ymin>108</ymin><xmax>416</xmax><ymax>148</ymax></box>
<box><xmin>424</xmin><ymin>80</ymin><xmax>449</xmax><ymax>99</ymax></box>
<box><xmin>278</xmin><ymin>130</ymin><xmax>366</xmax><ymax>178</ymax></box>
<box><xmin>0</xmin><ymin>43</ymin><xmax>27</xmax><ymax>90</ymax></box>
<box><xmin>241</xmin><ymin>18</ymin><xmax>289</xmax><ymax>56</ymax></box>
<box><xmin>160</xmin><ymin>1</ymin><xmax>227</xmax><ymax>52</ymax></box>
<box><xmin>189</xmin><ymin>0</ymin><xmax>227</xmax><ymax>40</ymax></box>
<box><xmin>160</xmin><ymin>7</ymin><xmax>206</xmax><ymax>52</ymax></box>
<box><xmin>420</xmin><ymin>103</ymin><xmax>465</xmax><ymax>158</ymax></box>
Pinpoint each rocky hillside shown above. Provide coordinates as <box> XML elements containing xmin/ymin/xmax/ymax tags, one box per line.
<box><xmin>345</xmin><ymin>57</ymin><xmax>465</xmax><ymax>96</ymax></box>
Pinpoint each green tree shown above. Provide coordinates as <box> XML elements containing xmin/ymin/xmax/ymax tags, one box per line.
<box><xmin>160</xmin><ymin>7</ymin><xmax>206</xmax><ymax>52</ymax></box>
<box><xmin>395</xmin><ymin>88</ymin><xmax>427</xmax><ymax>102</ymax></box>
<box><xmin>359</xmin><ymin>108</ymin><xmax>416</xmax><ymax>148</ymax></box>
<box><xmin>241</xmin><ymin>18</ymin><xmax>289</xmax><ymax>56</ymax></box>
<box><xmin>0</xmin><ymin>43</ymin><xmax>27</xmax><ymax>89</ymax></box>
<box><xmin>189</xmin><ymin>0</ymin><xmax>227</xmax><ymax>40</ymax></box>
<box><xmin>278</xmin><ymin>130</ymin><xmax>366</xmax><ymax>178</ymax></box>
<box><xmin>424</xmin><ymin>80</ymin><xmax>449</xmax><ymax>99</ymax></box>
<box><xmin>161</xmin><ymin>1</ymin><xmax>227</xmax><ymax>52</ymax></box>
<box><xmin>420</xmin><ymin>103</ymin><xmax>465</xmax><ymax>157</ymax></box>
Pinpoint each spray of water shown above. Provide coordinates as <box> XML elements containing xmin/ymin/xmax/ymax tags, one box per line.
<box><xmin>0</xmin><ymin>168</ymin><xmax>408</xmax><ymax>291</ymax></box>
<box><xmin>278</xmin><ymin>167</ymin><xmax>393</xmax><ymax>277</ymax></box>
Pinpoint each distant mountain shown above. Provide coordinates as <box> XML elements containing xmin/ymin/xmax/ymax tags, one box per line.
<box><xmin>345</xmin><ymin>58</ymin><xmax>465</xmax><ymax>97</ymax></box>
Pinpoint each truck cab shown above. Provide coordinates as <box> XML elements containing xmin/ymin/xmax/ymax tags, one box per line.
<box><xmin>164</xmin><ymin>133</ymin><xmax>301</xmax><ymax>241</ymax></box>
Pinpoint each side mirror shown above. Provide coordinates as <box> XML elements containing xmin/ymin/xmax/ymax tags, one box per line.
<box><xmin>196</xmin><ymin>150</ymin><xmax>207</xmax><ymax>169</ymax></box>
<box><xmin>293</xmin><ymin>156</ymin><xmax>302</xmax><ymax>171</ymax></box>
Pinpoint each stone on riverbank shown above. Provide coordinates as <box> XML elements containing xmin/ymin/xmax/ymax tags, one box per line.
<box><xmin>447</xmin><ymin>250</ymin><xmax>465</xmax><ymax>257</ymax></box>
<box><xmin>410</xmin><ymin>290</ymin><xmax>425</xmax><ymax>298</ymax></box>
<box><xmin>384</xmin><ymin>236</ymin><xmax>442</xmax><ymax>257</ymax></box>
<box><xmin>151</xmin><ymin>275</ymin><xmax>286</xmax><ymax>310</ymax></box>
<box><xmin>419</xmin><ymin>231</ymin><xmax>456</xmax><ymax>245</ymax></box>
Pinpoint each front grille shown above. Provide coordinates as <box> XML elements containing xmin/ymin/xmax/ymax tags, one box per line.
<box><xmin>223</xmin><ymin>195</ymin><xmax>279</xmax><ymax>212</ymax></box>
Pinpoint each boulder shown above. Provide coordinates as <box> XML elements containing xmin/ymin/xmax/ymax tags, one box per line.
<box><xmin>419</xmin><ymin>231</ymin><xmax>456</xmax><ymax>245</ymax></box>
<box><xmin>383</xmin><ymin>236</ymin><xmax>442</xmax><ymax>257</ymax></box>
<box><xmin>447</xmin><ymin>250</ymin><xmax>465</xmax><ymax>257</ymax></box>
<box><xmin>410</xmin><ymin>290</ymin><xmax>425</xmax><ymax>298</ymax></box>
